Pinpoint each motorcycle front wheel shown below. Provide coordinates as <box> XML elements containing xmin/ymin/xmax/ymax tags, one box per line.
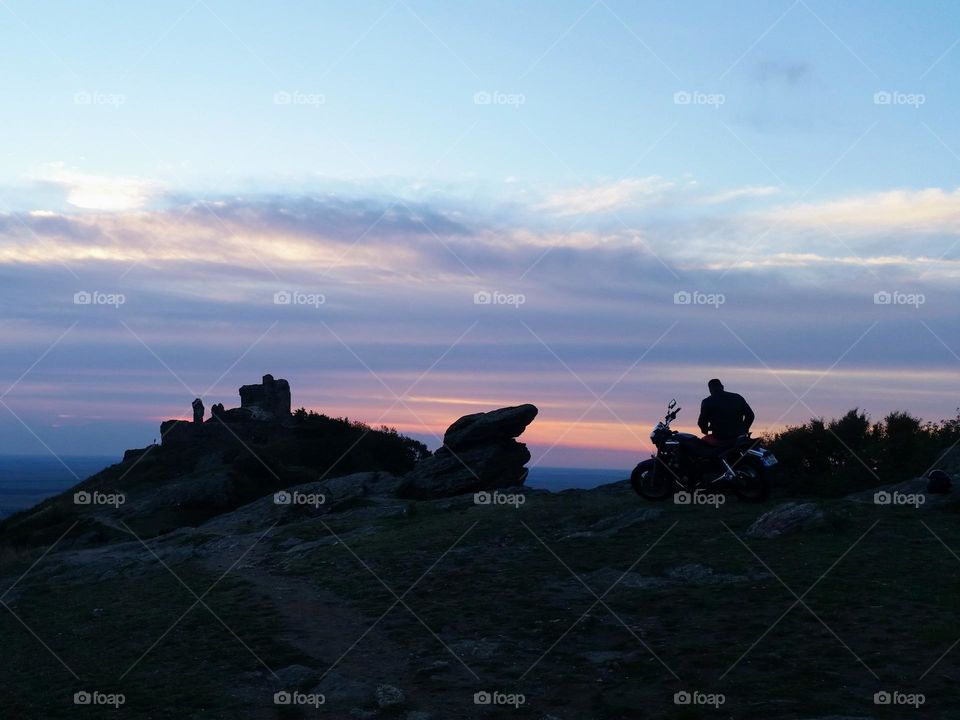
<box><xmin>732</xmin><ymin>457</ymin><xmax>770</xmax><ymax>502</ymax></box>
<box><xmin>630</xmin><ymin>458</ymin><xmax>674</xmax><ymax>500</ymax></box>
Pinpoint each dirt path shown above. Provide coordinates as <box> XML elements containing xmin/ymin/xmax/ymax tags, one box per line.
<box><xmin>203</xmin><ymin>542</ymin><xmax>434</xmax><ymax>715</ymax></box>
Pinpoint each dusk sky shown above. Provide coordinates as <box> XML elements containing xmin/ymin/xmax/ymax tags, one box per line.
<box><xmin>1</xmin><ymin>0</ymin><xmax>958</xmax><ymax>468</ymax></box>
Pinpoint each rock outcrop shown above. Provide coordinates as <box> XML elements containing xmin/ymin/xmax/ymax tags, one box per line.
<box><xmin>846</xmin><ymin>476</ymin><xmax>952</xmax><ymax>508</ymax></box>
<box><xmin>442</xmin><ymin>405</ymin><xmax>539</xmax><ymax>451</ymax></box>
<box><xmin>160</xmin><ymin>374</ymin><xmax>292</xmax><ymax>447</ymax></box>
<box><xmin>239</xmin><ymin>374</ymin><xmax>291</xmax><ymax>420</ymax></box>
<box><xmin>747</xmin><ymin>502</ymin><xmax>824</xmax><ymax>539</ymax></box>
<box><xmin>199</xmin><ymin>472</ymin><xmax>404</xmax><ymax>534</ymax></box>
<box><xmin>192</xmin><ymin>398</ymin><xmax>204</xmax><ymax>423</ymax></box>
<box><xmin>399</xmin><ymin>404</ymin><xmax>538</xmax><ymax>499</ymax></box>
<box><xmin>25</xmin><ymin>374</ymin><xmax>538</xmax><ymax>546</ymax></box>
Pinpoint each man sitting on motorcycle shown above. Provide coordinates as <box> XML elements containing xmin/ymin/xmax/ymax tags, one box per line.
<box><xmin>697</xmin><ymin>379</ymin><xmax>755</xmax><ymax>447</ymax></box>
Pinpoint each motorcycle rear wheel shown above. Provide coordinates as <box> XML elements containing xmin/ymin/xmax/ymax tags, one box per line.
<box><xmin>732</xmin><ymin>457</ymin><xmax>769</xmax><ymax>502</ymax></box>
<box><xmin>630</xmin><ymin>458</ymin><xmax>674</xmax><ymax>500</ymax></box>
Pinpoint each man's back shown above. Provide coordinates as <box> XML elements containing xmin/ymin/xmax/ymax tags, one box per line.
<box><xmin>698</xmin><ymin>390</ymin><xmax>754</xmax><ymax>440</ymax></box>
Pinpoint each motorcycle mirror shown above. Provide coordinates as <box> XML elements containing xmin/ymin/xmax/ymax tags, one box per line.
<box><xmin>668</xmin><ymin>399</ymin><xmax>676</xmax><ymax>409</ymax></box>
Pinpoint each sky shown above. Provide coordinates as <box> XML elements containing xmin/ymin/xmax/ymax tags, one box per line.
<box><xmin>0</xmin><ymin>0</ymin><xmax>959</xmax><ymax>470</ymax></box>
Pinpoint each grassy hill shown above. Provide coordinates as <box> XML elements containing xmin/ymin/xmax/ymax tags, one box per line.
<box><xmin>2</xmin><ymin>475</ymin><xmax>958</xmax><ymax>719</ymax></box>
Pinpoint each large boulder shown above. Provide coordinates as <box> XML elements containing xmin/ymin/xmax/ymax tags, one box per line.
<box><xmin>443</xmin><ymin>404</ymin><xmax>539</xmax><ymax>450</ymax></box>
<box><xmin>846</xmin><ymin>476</ymin><xmax>952</xmax><ymax>508</ymax></box>
<box><xmin>927</xmin><ymin>469</ymin><xmax>952</xmax><ymax>494</ymax></box>
<box><xmin>399</xmin><ymin>404</ymin><xmax>538</xmax><ymax>499</ymax></box>
<box><xmin>935</xmin><ymin>449</ymin><xmax>960</xmax><ymax>483</ymax></box>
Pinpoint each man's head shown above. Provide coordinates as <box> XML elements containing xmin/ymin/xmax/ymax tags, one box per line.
<box><xmin>708</xmin><ymin>378</ymin><xmax>724</xmax><ymax>395</ymax></box>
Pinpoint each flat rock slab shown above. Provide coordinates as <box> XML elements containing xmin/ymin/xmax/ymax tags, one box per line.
<box><xmin>747</xmin><ymin>502</ymin><xmax>824</xmax><ymax>539</ymax></box>
<box><xmin>570</xmin><ymin>563</ymin><xmax>769</xmax><ymax>593</ymax></box>
<box><xmin>443</xmin><ymin>404</ymin><xmax>538</xmax><ymax>450</ymax></box>
<box><xmin>562</xmin><ymin>507</ymin><xmax>663</xmax><ymax>539</ymax></box>
<box><xmin>846</xmin><ymin>477</ymin><xmax>953</xmax><ymax>508</ymax></box>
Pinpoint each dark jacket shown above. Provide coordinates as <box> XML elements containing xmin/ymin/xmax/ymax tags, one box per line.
<box><xmin>698</xmin><ymin>390</ymin><xmax>755</xmax><ymax>440</ymax></box>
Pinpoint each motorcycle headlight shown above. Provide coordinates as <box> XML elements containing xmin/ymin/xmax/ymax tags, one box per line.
<box><xmin>650</xmin><ymin>422</ymin><xmax>664</xmax><ymax>441</ymax></box>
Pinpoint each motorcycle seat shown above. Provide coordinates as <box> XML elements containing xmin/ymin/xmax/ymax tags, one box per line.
<box><xmin>687</xmin><ymin>437</ymin><xmax>735</xmax><ymax>457</ymax></box>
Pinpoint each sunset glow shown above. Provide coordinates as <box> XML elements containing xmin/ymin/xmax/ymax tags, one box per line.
<box><xmin>0</xmin><ymin>1</ymin><xmax>958</xmax><ymax>469</ymax></box>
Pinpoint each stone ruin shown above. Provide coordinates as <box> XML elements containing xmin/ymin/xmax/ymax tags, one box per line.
<box><xmin>160</xmin><ymin>374</ymin><xmax>292</xmax><ymax>445</ymax></box>
<box><xmin>239</xmin><ymin>374</ymin><xmax>291</xmax><ymax>420</ymax></box>
<box><xmin>192</xmin><ymin>398</ymin><xmax>204</xmax><ymax>424</ymax></box>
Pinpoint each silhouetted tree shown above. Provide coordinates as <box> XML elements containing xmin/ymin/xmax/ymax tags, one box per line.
<box><xmin>765</xmin><ymin>408</ymin><xmax>960</xmax><ymax>497</ymax></box>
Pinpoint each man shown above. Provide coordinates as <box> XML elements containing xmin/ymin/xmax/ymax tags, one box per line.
<box><xmin>697</xmin><ymin>379</ymin><xmax>754</xmax><ymax>446</ymax></box>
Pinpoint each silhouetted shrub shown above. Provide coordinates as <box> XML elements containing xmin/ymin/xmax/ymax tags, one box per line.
<box><xmin>764</xmin><ymin>408</ymin><xmax>960</xmax><ymax>497</ymax></box>
<box><xmin>283</xmin><ymin>408</ymin><xmax>431</xmax><ymax>476</ymax></box>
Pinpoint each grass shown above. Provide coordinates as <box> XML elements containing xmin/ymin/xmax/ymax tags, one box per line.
<box><xmin>0</xmin><ymin>564</ymin><xmax>305</xmax><ymax>719</ymax></box>
<box><xmin>277</xmin><ymin>490</ymin><xmax>960</xmax><ymax>718</ymax></box>
<box><xmin>5</xmin><ymin>486</ymin><xmax>960</xmax><ymax>718</ymax></box>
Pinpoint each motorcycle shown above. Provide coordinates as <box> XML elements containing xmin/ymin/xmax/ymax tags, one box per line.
<box><xmin>631</xmin><ymin>399</ymin><xmax>776</xmax><ymax>502</ymax></box>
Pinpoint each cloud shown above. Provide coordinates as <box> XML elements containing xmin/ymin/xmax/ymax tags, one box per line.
<box><xmin>536</xmin><ymin>177</ymin><xmax>679</xmax><ymax>215</ymax></box>
<box><xmin>754</xmin><ymin>60</ymin><xmax>811</xmax><ymax>88</ymax></box>
<box><xmin>2</xmin><ymin>181</ymin><xmax>959</xmax><ymax>294</ymax></box>
<box><xmin>0</xmin><ymin>196</ymin><xmax>476</xmax><ymax>274</ymax></box>
<box><xmin>760</xmin><ymin>187</ymin><xmax>960</xmax><ymax>234</ymax></box>
<box><xmin>2</xmin><ymin>184</ymin><xmax>960</xmax><ymax>282</ymax></box>
<box><xmin>698</xmin><ymin>185</ymin><xmax>780</xmax><ymax>205</ymax></box>
<box><xmin>36</xmin><ymin>163</ymin><xmax>163</xmax><ymax>211</ymax></box>
<box><xmin>535</xmin><ymin>179</ymin><xmax>785</xmax><ymax>217</ymax></box>
<box><xmin>1</xmin><ymin>183</ymin><xmax>958</xmax><ymax>463</ymax></box>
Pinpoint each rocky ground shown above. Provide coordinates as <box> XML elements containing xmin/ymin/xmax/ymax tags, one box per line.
<box><xmin>3</xmin><ymin>473</ymin><xmax>960</xmax><ymax>719</ymax></box>
<box><xmin>2</xmin><ymin>379</ymin><xmax>957</xmax><ymax>718</ymax></box>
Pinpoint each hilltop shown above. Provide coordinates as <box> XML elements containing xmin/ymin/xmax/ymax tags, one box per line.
<box><xmin>1</xmin><ymin>380</ymin><xmax>959</xmax><ymax>719</ymax></box>
<box><xmin>0</xmin><ymin>375</ymin><xmax>538</xmax><ymax>549</ymax></box>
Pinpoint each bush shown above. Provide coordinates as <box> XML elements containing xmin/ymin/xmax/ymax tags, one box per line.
<box><xmin>764</xmin><ymin>408</ymin><xmax>960</xmax><ymax>497</ymax></box>
<box><xmin>284</xmin><ymin>408</ymin><xmax>431</xmax><ymax>476</ymax></box>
